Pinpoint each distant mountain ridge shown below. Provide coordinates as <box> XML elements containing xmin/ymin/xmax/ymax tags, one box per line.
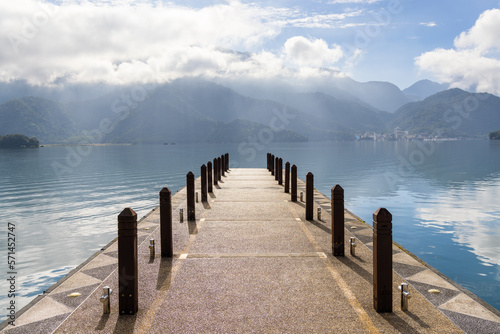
<box><xmin>0</xmin><ymin>97</ymin><xmax>78</xmax><ymax>143</ymax></box>
<box><xmin>390</xmin><ymin>88</ymin><xmax>500</xmax><ymax>137</ymax></box>
<box><xmin>218</xmin><ymin>76</ymin><xmax>410</xmax><ymax>112</ymax></box>
<box><xmin>403</xmin><ymin>80</ymin><xmax>449</xmax><ymax>101</ymax></box>
<box><xmin>1</xmin><ymin>79</ymin><xmax>499</xmax><ymax>144</ymax></box>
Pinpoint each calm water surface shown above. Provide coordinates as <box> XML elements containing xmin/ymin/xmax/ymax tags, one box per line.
<box><xmin>1</xmin><ymin>141</ymin><xmax>499</xmax><ymax>318</ymax></box>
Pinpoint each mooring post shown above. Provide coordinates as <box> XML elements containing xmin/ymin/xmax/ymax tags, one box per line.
<box><xmin>225</xmin><ymin>153</ymin><xmax>229</xmax><ymax>171</ymax></box>
<box><xmin>332</xmin><ymin>185</ymin><xmax>345</xmax><ymax>256</ymax></box>
<box><xmin>201</xmin><ymin>164</ymin><xmax>207</xmax><ymax>202</ymax></box>
<box><xmin>213</xmin><ymin>158</ymin><xmax>218</xmax><ymax>185</ymax></box>
<box><xmin>207</xmin><ymin>161</ymin><xmax>213</xmax><ymax>193</ymax></box>
<box><xmin>221</xmin><ymin>155</ymin><xmax>225</xmax><ymax>177</ymax></box>
<box><xmin>278</xmin><ymin>158</ymin><xmax>283</xmax><ymax>185</ymax></box>
<box><xmin>373</xmin><ymin>208</ymin><xmax>393</xmax><ymax>313</ymax></box>
<box><xmin>159</xmin><ymin>188</ymin><xmax>173</xmax><ymax>258</ymax></box>
<box><xmin>275</xmin><ymin>157</ymin><xmax>279</xmax><ymax>181</ymax></box>
<box><xmin>306</xmin><ymin>172</ymin><xmax>314</xmax><ymax>220</ymax></box>
<box><xmin>217</xmin><ymin>157</ymin><xmax>222</xmax><ymax>181</ymax></box>
<box><xmin>271</xmin><ymin>154</ymin><xmax>275</xmax><ymax>175</ymax></box>
<box><xmin>118</xmin><ymin>208</ymin><xmax>138</xmax><ymax>315</ymax></box>
<box><xmin>291</xmin><ymin>165</ymin><xmax>297</xmax><ymax>202</ymax></box>
<box><xmin>284</xmin><ymin>162</ymin><xmax>290</xmax><ymax>193</ymax></box>
<box><xmin>267</xmin><ymin>153</ymin><xmax>271</xmax><ymax>171</ymax></box>
<box><xmin>187</xmin><ymin>172</ymin><xmax>195</xmax><ymax>221</ymax></box>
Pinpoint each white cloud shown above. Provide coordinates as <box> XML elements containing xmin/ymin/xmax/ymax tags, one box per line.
<box><xmin>454</xmin><ymin>9</ymin><xmax>500</xmax><ymax>53</ymax></box>
<box><xmin>420</xmin><ymin>21</ymin><xmax>437</xmax><ymax>27</ymax></box>
<box><xmin>328</xmin><ymin>0</ymin><xmax>382</xmax><ymax>4</ymax></box>
<box><xmin>0</xmin><ymin>0</ymin><xmax>282</xmax><ymax>85</ymax></box>
<box><xmin>284</xmin><ymin>36</ymin><xmax>343</xmax><ymax>68</ymax></box>
<box><xmin>416</xmin><ymin>8</ymin><xmax>500</xmax><ymax>95</ymax></box>
<box><xmin>0</xmin><ymin>0</ymin><xmax>358</xmax><ymax>85</ymax></box>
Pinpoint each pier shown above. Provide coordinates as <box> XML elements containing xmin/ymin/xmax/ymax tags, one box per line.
<box><xmin>2</xmin><ymin>157</ymin><xmax>500</xmax><ymax>333</ymax></box>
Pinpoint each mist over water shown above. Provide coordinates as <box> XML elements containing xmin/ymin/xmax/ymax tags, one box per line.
<box><xmin>1</xmin><ymin>140</ymin><xmax>499</xmax><ymax>318</ymax></box>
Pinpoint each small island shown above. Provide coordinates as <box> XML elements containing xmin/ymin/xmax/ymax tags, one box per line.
<box><xmin>0</xmin><ymin>134</ymin><xmax>40</xmax><ymax>148</ymax></box>
<box><xmin>489</xmin><ymin>130</ymin><xmax>500</xmax><ymax>140</ymax></box>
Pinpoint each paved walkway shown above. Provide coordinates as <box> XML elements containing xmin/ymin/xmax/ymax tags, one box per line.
<box><xmin>2</xmin><ymin>168</ymin><xmax>500</xmax><ymax>333</ymax></box>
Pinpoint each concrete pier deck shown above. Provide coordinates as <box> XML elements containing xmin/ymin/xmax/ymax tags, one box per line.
<box><xmin>2</xmin><ymin>168</ymin><xmax>500</xmax><ymax>333</ymax></box>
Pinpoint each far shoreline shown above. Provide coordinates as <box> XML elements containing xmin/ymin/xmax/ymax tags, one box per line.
<box><xmin>40</xmin><ymin>143</ymin><xmax>133</xmax><ymax>147</ymax></box>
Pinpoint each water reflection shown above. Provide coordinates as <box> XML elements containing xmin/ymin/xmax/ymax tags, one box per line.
<box><xmin>416</xmin><ymin>179</ymin><xmax>500</xmax><ymax>267</ymax></box>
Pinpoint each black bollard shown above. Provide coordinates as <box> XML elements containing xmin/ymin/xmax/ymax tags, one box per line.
<box><xmin>332</xmin><ymin>185</ymin><xmax>344</xmax><ymax>256</ymax></box>
<box><xmin>278</xmin><ymin>158</ymin><xmax>283</xmax><ymax>185</ymax></box>
<box><xmin>291</xmin><ymin>165</ymin><xmax>297</xmax><ymax>202</ymax></box>
<box><xmin>187</xmin><ymin>172</ymin><xmax>195</xmax><ymax>221</ymax></box>
<box><xmin>207</xmin><ymin>161</ymin><xmax>213</xmax><ymax>193</ymax></box>
<box><xmin>221</xmin><ymin>155</ymin><xmax>225</xmax><ymax>177</ymax></box>
<box><xmin>275</xmin><ymin>157</ymin><xmax>279</xmax><ymax>181</ymax></box>
<box><xmin>201</xmin><ymin>164</ymin><xmax>207</xmax><ymax>202</ymax></box>
<box><xmin>118</xmin><ymin>208</ymin><xmax>138</xmax><ymax>315</ymax></box>
<box><xmin>269</xmin><ymin>154</ymin><xmax>274</xmax><ymax>175</ymax></box>
<box><xmin>213</xmin><ymin>158</ymin><xmax>218</xmax><ymax>186</ymax></box>
<box><xmin>160</xmin><ymin>188</ymin><xmax>173</xmax><ymax>258</ymax></box>
<box><xmin>373</xmin><ymin>208</ymin><xmax>393</xmax><ymax>313</ymax></box>
<box><xmin>306</xmin><ymin>172</ymin><xmax>314</xmax><ymax>220</ymax></box>
<box><xmin>267</xmin><ymin>153</ymin><xmax>271</xmax><ymax>171</ymax></box>
<box><xmin>217</xmin><ymin>157</ymin><xmax>222</xmax><ymax>181</ymax></box>
<box><xmin>225</xmin><ymin>153</ymin><xmax>229</xmax><ymax>171</ymax></box>
<box><xmin>284</xmin><ymin>162</ymin><xmax>290</xmax><ymax>193</ymax></box>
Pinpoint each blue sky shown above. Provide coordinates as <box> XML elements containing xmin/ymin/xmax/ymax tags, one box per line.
<box><xmin>1</xmin><ymin>0</ymin><xmax>500</xmax><ymax>93</ymax></box>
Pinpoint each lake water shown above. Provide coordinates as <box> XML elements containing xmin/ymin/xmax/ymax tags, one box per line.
<box><xmin>1</xmin><ymin>140</ymin><xmax>500</xmax><ymax>319</ymax></box>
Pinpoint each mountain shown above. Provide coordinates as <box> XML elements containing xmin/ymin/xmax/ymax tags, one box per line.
<box><xmin>102</xmin><ymin>79</ymin><xmax>375</xmax><ymax>143</ymax></box>
<box><xmin>0</xmin><ymin>80</ymin><xmax>120</xmax><ymax>104</ymax></box>
<box><xmin>275</xmin><ymin>91</ymin><xmax>392</xmax><ymax>132</ymax></box>
<box><xmin>0</xmin><ymin>97</ymin><xmax>78</xmax><ymax>143</ymax></box>
<box><xmin>164</xmin><ymin>79</ymin><xmax>392</xmax><ymax>135</ymax></box>
<box><xmin>337</xmin><ymin>79</ymin><xmax>410</xmax><ymax>112</ymax></box>
<box><xmin>101</xmin><ymin>81</ymin><xmax>311</xmax><ymax>144</ymax></box>
<box><xmin>218</xmin><ymin>76</ymin><xmax>410</xmax><ymax>112</ymax></box>
<box><xmin>403</xmin><ymin>80</ymin><xmax>449</xmax><ymax>101</ymax></box>
<box><xmin>390</xmin><ymin>89</ymin><xmax>500</xmax><ymax>137</ymax></box>
<box><xmin>6</xmin><ymin>80</ymin><xmax>496</xmax><ymax>144</ymax></box>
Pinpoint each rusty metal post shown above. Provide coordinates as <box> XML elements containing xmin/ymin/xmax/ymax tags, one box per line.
<box><xmin>207</xmin><ymin>161</ymin><xmax>213</xmax><ymax>193</ymax></box>
<box><xmin>118</xmin><ymin>208</ymin><xmax>138</xmax><ymax>315</ymax></box>
<box><xmin>159</xmin><ymin>188</ymin><xmax>173</xmax><ymax>258</ymax></box>
<box><xmin>270</xmin><ymin>154</ymin><xmax>275</xmax><ymax>175</ymax></box>
<box><xmin>221</xmin><ymin>155</ymin><xmax>225</xmax><ymax>177</ymax></box>
<box><xmin>275</xmin><ymin>157</ymin><xmax>279</xmax><ymax>181</ymax></box>
<box><xmin>187</xmin><ymin>172</ymin><xmax>195</xmax><ymax>221</ymax></box>
<box><xmin>373</xmin><ymin>208</ymin><xmax>393</xmax><ymax>313</ymax></box>
<box><xmin>217</xmin><ymin>157</ymin><xmax>222</xmax><ymax>181</ymax></box>
<box><xmin>284</xmin><ymin>162</ymin><xmax>290</xmax><ymax>193</ymax></box>
<box><xmin>332</xmin><ymin>185</ymin><xmax>345</xmax><ymax>256</ymax></box>
<box><xmin>213</xmin><ymin>158</ymin><xmax>218</xmax><ymax>186</ymax></box>
<box><xmin>306</xmin><ymin>172</ymin><xmax>314</xmax><ymax>220</ymax></box>
<box><xmin>278</xmin><ymin>158</ymin><xmax>283</xmax><ymax>185</ymax></box>
<box><xmin>201</xmin><ymin>164</ymin><xmax>207</xmax><ymax>202</ymax></box>
<box><xmin>291</xmin><ymin>165</ymin><xmax>297</xmax><ymax>202</ymax></box>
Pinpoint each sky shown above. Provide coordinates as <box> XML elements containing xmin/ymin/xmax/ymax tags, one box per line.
<box><xmin>1</xmin><ymin>0</ymin><xmax>500</xmax><ymax>93</ymax></box>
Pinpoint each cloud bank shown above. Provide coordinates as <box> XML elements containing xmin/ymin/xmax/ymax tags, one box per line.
<box><xmin>416</xmin><ymin>8</ymin><xmax>500</xmax><ymax>95</ymax></box>
<box><xmin>0</xmin><ymin>0</ymin><xmax>353</xmax><ymax>86</ymax></box>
